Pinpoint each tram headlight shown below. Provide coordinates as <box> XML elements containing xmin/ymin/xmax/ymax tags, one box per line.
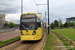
<box><xmin>21</xmin><ymin>31</ymin><xmax>23</xmax><ymax>35</ymax></box>
<box><xmin>32</xmin><ymin>31</ymin><xmax>36</xmax><ymax>35</ymax></box>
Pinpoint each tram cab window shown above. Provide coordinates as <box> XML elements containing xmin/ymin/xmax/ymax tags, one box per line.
<box><xmin>35</xmin><ymin>22</ymin><xmax>41</xmax><ymax>29</ymax></box>
<box><xmin>36</xmin><ymin>17</ymin><xmax>41</xmax><ymax>27</ymax></box>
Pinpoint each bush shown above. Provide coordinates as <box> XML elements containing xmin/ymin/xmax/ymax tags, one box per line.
<box><xmin>8</xmin><ymin>22</ymin><xmax>16</xmax><ymax>28</ymax></box>
<box><xmin>50</xmin><ymin>23</ymin><xmax>54</xmax><ymax>29</ymax></box>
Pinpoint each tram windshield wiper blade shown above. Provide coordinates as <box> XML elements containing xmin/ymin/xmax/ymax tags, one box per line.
<box><xmin>22</xmin><ymin>24</ymin><xmax>28</xmax><ymax>32</ymax></box>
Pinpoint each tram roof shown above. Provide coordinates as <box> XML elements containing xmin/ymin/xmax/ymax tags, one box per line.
<box><xmin>21</xmin><ymin>12</ymin><xmax>41</xmax><ymax>18</ymax></box>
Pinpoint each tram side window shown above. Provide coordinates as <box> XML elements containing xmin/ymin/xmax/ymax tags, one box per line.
<box><xmin>37</xmin><ymin>22</ymin><xmax>41</xmax><ymax>27</ymax></box>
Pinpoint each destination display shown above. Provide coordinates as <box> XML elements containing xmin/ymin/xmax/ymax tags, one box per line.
<box><xmin>21</xmin><ymin>18</ymin><xmax>35</xmax><ymax>22</ymax></box>
<box><xmin>22</xmin><ymin>14</ymin><xmax>35</xmax><ymax>18</ymax></box>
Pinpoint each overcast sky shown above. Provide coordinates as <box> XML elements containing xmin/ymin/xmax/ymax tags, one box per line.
<box><xmin>0</xmin><ymin>0</ymin><xmax>75</xmax><ymax>23</ymax></box>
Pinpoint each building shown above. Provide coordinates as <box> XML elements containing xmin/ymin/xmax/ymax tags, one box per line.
<box><xmin>66</xmin><ymin>17</ymin><xmax>75</xmax><ymax>23</ymax></box>
<box><xmin>10</xmin><ymin>20</ymin><xmax>16</xmax><ymax>24</ymax></box>
<box><xmin>5</xmin><ymin>21</ymin><xmax>9</xmax><ymax>24</ymax></box>
<box><xmin>0</xmin><ymin>14</ymin><xmax>5</xmax><ymax>28</ymax></box>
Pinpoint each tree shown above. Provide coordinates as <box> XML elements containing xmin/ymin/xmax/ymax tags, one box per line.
<box><xmin>64</xmin><ymin>22</ymin><xmax>68</xmax><ymax>27</ymax></box>
<box><xmin>54</xmin><ymin>20</ymin><xmax>59</xmax><ymax>27</ymax></box>
<box><xmin>58</xmin><ymin>19</ymin><xmax>63</xmax><ymax>28</ymax></box>
<box><xmin>4</xmin><ymin>23</ymin><xmax>8</xmax><ymax>28</ymax></box>
<box><xmin>73</xmin><ymin>23</ymin><xmax>75</xmax><ymax>27</ymax></box>
<box><xmin>70</xmin><ymin>23</ymin><xmax>73</xmax><ymax>27</ymax></box>
<box><xmin>66</xmin><ymin>20</ymin><xmax>70</xmax><ymax>27</ymax></box>
<box><xmin>50</xmin><ymin>22</ymin><xmax>54</xmax><ymax>29</ymax></box>
<box><xmin>8</xmin><ymin>22</ymin><xmax>16</xmax><ymax>28</ymax></box>
<box><xmin>71</xmin><ymin>22</ymin><xmax>75</xmax><ymax>28</ymax></box>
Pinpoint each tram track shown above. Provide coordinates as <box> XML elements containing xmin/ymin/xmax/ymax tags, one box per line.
<box><xmin>6</xmin><ymin>41</ymin><xmax>39</xmax><ymax>50</ymax></box>
<box><xmin>24</xmin><ymin>43</ymin><xmax>36</xmax><ymax>50</ymax></box>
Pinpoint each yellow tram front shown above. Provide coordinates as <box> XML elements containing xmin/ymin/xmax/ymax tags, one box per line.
<box><xmin>20</xmin><ymin>12</ymin><xmax>42</xmax><ymax>41</ymax></box>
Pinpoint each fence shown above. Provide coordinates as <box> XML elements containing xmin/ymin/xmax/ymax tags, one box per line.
<box><xmin>51</xmin><ymin>31</ymin><xmax>75</xmax><ymax>48</ymax></box>
<box><xmin>0</xmin><ymin>28</ymin><xmax>15</xmax><ymax>33</ymax></box>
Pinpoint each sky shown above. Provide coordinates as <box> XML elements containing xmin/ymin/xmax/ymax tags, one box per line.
<box><xmin>0</xmin><ymin>0</ymin><xmax>75</xmax><ymax>23</ymax></box>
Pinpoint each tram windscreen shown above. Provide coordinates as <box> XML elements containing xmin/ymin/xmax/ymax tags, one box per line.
<box><xmin>20</xmin><ymin>17</ymin><xmax>36</xmax><ymax>30</ymax></box>
<box><xmin>20</xmin><ymin>22</ymin><xmax>35</xmax><ymax>30</ymax></box>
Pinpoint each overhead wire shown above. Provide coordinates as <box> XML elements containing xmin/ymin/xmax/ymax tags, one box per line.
<box><xmin>34</xmin><ymin>0</ymin><xmax>39</xmax><ymax>12</ymax></box>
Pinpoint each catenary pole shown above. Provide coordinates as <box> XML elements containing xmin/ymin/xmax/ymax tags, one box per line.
<box><xmin>47</xmin><ymin>0</ymin><xmax>50</xmax><ymax>35</ymax></box>
<box><xmin>21</xmin><ymin>0</ymin><xmax>23</xmax><ymax>14</ymax></box>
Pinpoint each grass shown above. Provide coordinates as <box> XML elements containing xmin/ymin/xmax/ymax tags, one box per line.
<box><xmin>52</xmin><ymin>32</ymin><xmax>75</xmax><ymax>50</ymax></box>
<box><xmin>0</xmin><ymin>36</ymin><xmax>20</xmax><ymax>47</ymax></box>
<box><xmin>43</xmin><ymin>30</ymin><xmax>61</xmax><ymax>50</ymax></box>
<box><xmin>52</xmin><ymin>29</ymin><xmax>75</xmax><ymax>42</ymax></box>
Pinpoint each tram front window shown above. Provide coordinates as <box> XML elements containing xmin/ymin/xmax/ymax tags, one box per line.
<box><xmin>21</xmin><ymin>22</ymin><xmax>35</xmax><ymax>30</ymax></box>
<box><xmin>20</xmin><ymin>18</ymin><xmax>36</xmax><ymax>30</ymax></box>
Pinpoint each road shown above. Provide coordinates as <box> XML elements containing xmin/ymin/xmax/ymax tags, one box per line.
<box><xmin>0</xmin><ymin>32</ymin><xmax>47</xmax><ymax>50</ymax></box>
<box><xmin>0</xmin><ymin>29</ymin><xmax>20</xmax><ymax>41</ymax></box>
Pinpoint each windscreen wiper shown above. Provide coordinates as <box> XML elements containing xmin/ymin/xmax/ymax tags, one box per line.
<box><xmin>22</xmin><ymin>24</ymin><xmax>28</xmax><ymax>32</ymax></box>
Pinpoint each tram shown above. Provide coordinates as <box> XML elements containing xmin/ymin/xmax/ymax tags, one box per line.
<box><xmin>20</xmin><ymin>12</ymin><xmax>43</xmax><ymax>41</ymax></box>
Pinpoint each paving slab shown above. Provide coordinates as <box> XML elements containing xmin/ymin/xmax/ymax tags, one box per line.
<box><xmin>0</xmin><ymin>29</ymin><xmax>20</xmax><ymax>41</ymax></box>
